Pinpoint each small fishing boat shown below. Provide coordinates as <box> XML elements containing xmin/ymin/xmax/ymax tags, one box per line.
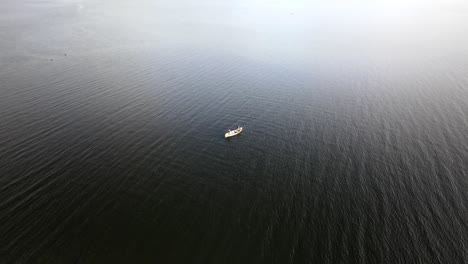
<box><xmin>225</xmin><ymin>126</ymin><xmax>243</xmax><ymax>138</ymax></box>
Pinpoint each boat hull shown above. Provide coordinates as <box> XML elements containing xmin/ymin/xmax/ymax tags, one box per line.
<box><xmin>225</xmin><ymin>127</ymin><xmax>243</xmax><ymax>138</ymax></box>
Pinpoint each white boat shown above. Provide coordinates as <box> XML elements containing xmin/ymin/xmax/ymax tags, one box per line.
<box><xmin>225</xmin><ymin>127</ymin><xmax>243</xmax><ymax>138</ymax></box>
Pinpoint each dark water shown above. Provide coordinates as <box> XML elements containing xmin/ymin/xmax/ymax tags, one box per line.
<box><xmin>2</xmin><ymin>0</ymin><xmax>468</xmax><ymax>263</ymax></box>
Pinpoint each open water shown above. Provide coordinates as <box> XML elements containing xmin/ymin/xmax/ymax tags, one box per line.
<box><xmin>1</xmin><ymin>0</ymin><xmax>468</xmax><ymax>263</ymax></box>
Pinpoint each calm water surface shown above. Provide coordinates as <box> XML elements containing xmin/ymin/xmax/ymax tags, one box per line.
<box><xmin>1</xmin><ymin>0</ymin><xmax>468</xmax><ymax>263</ymax></box>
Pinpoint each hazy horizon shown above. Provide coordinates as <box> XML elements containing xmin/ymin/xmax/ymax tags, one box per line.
<box><xmin>1</xmin><ymin>0</ymin><xmax>468</xmax><ymax>262</ymax></box>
